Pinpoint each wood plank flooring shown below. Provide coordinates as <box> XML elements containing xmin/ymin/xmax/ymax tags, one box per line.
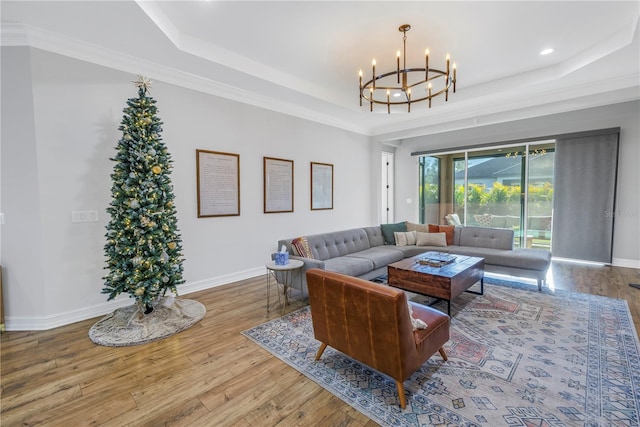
<box><xmin>2</xmin><ymin>261</ymin><xmax>639</xmax><ymax>426</ymax></box>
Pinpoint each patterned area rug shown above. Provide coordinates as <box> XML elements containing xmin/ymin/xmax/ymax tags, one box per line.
<box><xmin>89</xmin><ymin>298</ymin><xmax>206</xmax><ymax>347</ymax></box>
<box><xmin>242</xmin><ymin>281</ymin><xmax>640</xmax><ymax>426</ymax></box>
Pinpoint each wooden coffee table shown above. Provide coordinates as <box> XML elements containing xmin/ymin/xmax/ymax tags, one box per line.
<box><xmin>387</xmin><ymin>253</ymin><xmax>484</xmax><ymax>315</ymax></box>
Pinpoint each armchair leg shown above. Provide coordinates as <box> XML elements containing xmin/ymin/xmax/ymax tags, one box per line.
<box><xmin>315</xmin><ymin>343</ymin><xmax>328</xmax><ymax>360</ymax></box>
<box><xmin>395</xmin><ymin>381</ymin><xmax>407</xmax><ymax>409</ymax></box>
<box><xmin>438</xmin><ymin>347</ymin><xmax>448</xmax><ymax>361</ymax></box>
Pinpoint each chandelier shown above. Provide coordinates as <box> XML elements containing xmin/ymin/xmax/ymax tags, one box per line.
<box><xmin>359</xmin><ymin>24</ymin><xmax>457</xmax><ymax>113</ymax></box>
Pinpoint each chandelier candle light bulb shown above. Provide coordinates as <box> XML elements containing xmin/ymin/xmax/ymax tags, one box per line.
<box><xmin>372</xmin><ymin>59</ymin><xmax>376</xmax><ymax>90</ymax></box>
<box><xmin>425</xmin><ymin>49</ymin><xmax>429</xmax><ymax>80</ymax></box>
<box><xmin>387</xmin><ymin>90</ymin><xmax>391</xmax><ymax>113</ymax></box>
<box><xmin>453</xmin><ymin>63</ymin><xmax>457</xmax><ymax>92</ymax></box>
<box><xmin>359</xmin><ymin>24</ymin><xmax>456</xmax><ymax>113</ymax></box>
<box><xmin>359</xmin><ymin>70</ymin><xmax>363</xmax><ymax>106</ymax></box>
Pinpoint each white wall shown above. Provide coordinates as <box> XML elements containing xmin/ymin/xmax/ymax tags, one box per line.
<box><xmin>1</xmin><ymin>48</ymin><xmax>372</xmax><ymax>330</ymax></box>
<box><xmin>1</xmin><ymin>48</ymin><xmax>47</xmax><ymax>320</ymax></box>
<box><xmin>393</xmin><ymin>101</ymin><xmax>640</xmax><ymax>267</ymax></box>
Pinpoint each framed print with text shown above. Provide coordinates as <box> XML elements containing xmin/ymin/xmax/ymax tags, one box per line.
<box><xmin>311</xmin><ymin>162</ymin><xmax>333</xmax><ymax>210</ymax></box>
<box><xmin>196</xmin><ymin>149</ymin><xmax>240</xmax><ymax>217</ymax></box>
<box><xmin>264</xmin><ymin>157</ymin><xmax>294</xmax><ymax>213</ymax></box>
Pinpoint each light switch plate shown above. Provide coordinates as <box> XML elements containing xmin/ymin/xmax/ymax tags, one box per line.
<box><xmin>71</xmin><ymin>210</ymin><xmax>98</xmax><ymax>223</ymax></box>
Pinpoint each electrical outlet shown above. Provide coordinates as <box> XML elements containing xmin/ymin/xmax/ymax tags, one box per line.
<box><xmin>71</xmin><ymin>210</ymin><xmax>99</xmax><ymax>223</ymax></box>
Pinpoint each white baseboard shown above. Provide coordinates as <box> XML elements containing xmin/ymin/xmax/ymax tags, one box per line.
<box><xmin>178</xmin><ymin>266</ymin><xmax>265</xmax><ymax>296</ymax></box>
<box><xmin>3</xmin><ymin>266</ymin><xmax>267</xmax><ymax>331</ymax></box>
<box><xmin>553</xmin><ymin>257</ymin><xmax>640</xmax><ymax>269</ymax></box>
<box><xmin>612</xmin><ymin>258</ymin><xmax>640</xmax><ymax>269</ymax></box>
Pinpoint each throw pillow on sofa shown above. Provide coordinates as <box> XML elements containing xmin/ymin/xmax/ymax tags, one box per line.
<box><xmin>291</xmin><ymin>237</ymin><xmax>314</xmax><ymax>258</ymax></box>
<box><xmin>394</xmin><ymin>230</ymin><xmax>417</xmax><ymax>246</ymax></box>
<box><xmin>405</xmin><ymin>221</ymin><xmax>431</xmax><ymax>233</ymax></box>
<box><xmin>428</xmin><ymin>224</ymin><xmax>455</xmax><ymax>245</ymax></box>
<box><xmin>380</xmin><ymin>222</ymin><xmax>407</xmax><ymax>245</ymax></box>
<box><xmin>416</xmin><ymin>231</ymin><xmax>447</xmax><ymax>247</ymax></box>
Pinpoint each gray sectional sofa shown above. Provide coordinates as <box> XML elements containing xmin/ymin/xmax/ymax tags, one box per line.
<box><xmin>276</xmin><ymin>224</ymin><xmax>551</xmax><ymax>295</ymax></box>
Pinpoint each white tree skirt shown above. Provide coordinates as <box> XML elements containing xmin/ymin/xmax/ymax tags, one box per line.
<box><xmin>89</xmin><ymin>298</ymin><xmax>206</xmax><ymax>347</ymax></box>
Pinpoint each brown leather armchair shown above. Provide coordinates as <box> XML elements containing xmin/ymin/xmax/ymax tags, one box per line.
<box><xmin>306</xmin><ymin>268</ymin><xmax>450</xmax><ymax>409</ymax></box>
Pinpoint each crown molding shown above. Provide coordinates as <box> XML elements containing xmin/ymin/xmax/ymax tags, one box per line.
<box><xmin>0</xmin><ymin>22</ymin><xmax>370</xmax><ymax>136</ymax></box>
<box><xmin>0</xmin><ymin>22</ymin><xmax>29</xmax><ymax>46</ymax></box>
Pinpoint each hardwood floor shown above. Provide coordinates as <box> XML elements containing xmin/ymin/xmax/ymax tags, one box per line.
<box><xmin>2</xmin><ymin>261</ymin><xmax>639</xmax><ymax>426</ymax></box>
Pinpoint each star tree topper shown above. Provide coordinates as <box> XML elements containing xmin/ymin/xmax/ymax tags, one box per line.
<box><xmin>134</xmin><ymin>75</ymin><xmax>153</xmax><ymax>92</ymax></box>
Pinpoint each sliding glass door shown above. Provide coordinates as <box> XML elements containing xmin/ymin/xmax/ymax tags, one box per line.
<box><xmin>419</xmin><ymin>141</ymin><xmax>555</xmax><ymax>248</ymax></box>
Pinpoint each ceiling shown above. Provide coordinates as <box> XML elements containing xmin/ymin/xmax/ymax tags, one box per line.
<box><xmin>2</xmin><ymin>1</ymin><xmax>639</xmax><ymax>139</ymax></box>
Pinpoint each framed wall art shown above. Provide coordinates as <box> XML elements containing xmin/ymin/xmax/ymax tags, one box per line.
<box><xmin>311</xmin><ymin>162</ymin><xmax>333</xmax><ymax>210</ymax></box>
<box><xmin>196</xmin><ymin>149</ymin><xmax>240</xmax><ymax>217</ymax></box>
<box><xmin>264</xmin><ymin>157</ymin><xmax>294</xmax><ymax>213</ymax></box>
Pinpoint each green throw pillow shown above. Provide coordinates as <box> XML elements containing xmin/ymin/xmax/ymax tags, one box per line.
<box><xmin>380</xmin><ymin>222</ymin><xmax>407</xmax><ymax>245</ymax></box>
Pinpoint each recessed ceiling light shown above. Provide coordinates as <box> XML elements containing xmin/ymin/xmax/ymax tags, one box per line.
<box><xmin>540</xmin><ymin>48</ymin><xmax>554</xmax><ymax>56</ymax></box>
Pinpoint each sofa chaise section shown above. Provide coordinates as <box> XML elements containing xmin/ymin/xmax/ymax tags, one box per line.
<box><xmin>416</xmin><ymin>226</ymin><xmax>551</xmax><ymax>290</ymax></box>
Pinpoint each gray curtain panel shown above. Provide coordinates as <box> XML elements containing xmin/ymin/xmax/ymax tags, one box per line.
<box><xmin>552</xmin><ymin>132</ymin><xmax>619</xmax><ymax>263</ymax></box>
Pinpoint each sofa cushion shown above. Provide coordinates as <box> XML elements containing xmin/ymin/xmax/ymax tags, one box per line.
<box><xmin>380</xmin><ymin>222</ymin><xmax>407</xmax><ymax>245</ymax></box>
<box><xmin>363</xmin><ymin>226</ymin><xmax>385</xmax><ymax>247</ymax></box>
<box><xmin>428</xmin><ymin>224</ymin><xmax>455</xmax><ymax>245</ymax></box>
<box><xmin>392</xmin><ymin>245</ymin><xmax>430</xmax><ymax>258</ymax></box>
<box><xmin>394</xmin><ymin>231</ymin><xmax>417</xmax><ymax>246</ymax></box>
<box><xmin>458</xmin><ymin>226</ymin><xmax>514</xmax><ymax>250</ymax></box>
<box><xmin>307</xmin><ymin>228</ymin><xmax>371</xmax><ymax>260</ymax></box>
<box><xmin>323</xmin><ymin>256</ymin><xmax>375</xmax><ymax>277</ymax></box>
<box><xmin>346</xmin><ymin>247</ymin><xmax>404</xmax><ymax>269</ymax></box>
<box><xmin>451</xmin><ymin>246</ymin><xmax>551</xmax><ymax>271</ymax></box>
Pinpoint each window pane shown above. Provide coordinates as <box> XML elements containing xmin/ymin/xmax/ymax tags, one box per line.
<box><xmin>526</xmin><ymin>144</ymin><xmax>555</xmax><ymax>249</ymax></box>
<box><xmin>419</xmin><ymin>157</ymin><xmax>440</xmax><ymax>224</ymax></box>
<box><xmin>460</xmin><ymin>149</ymin><xmax>524</xmax><ymax>239</ymax></box>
